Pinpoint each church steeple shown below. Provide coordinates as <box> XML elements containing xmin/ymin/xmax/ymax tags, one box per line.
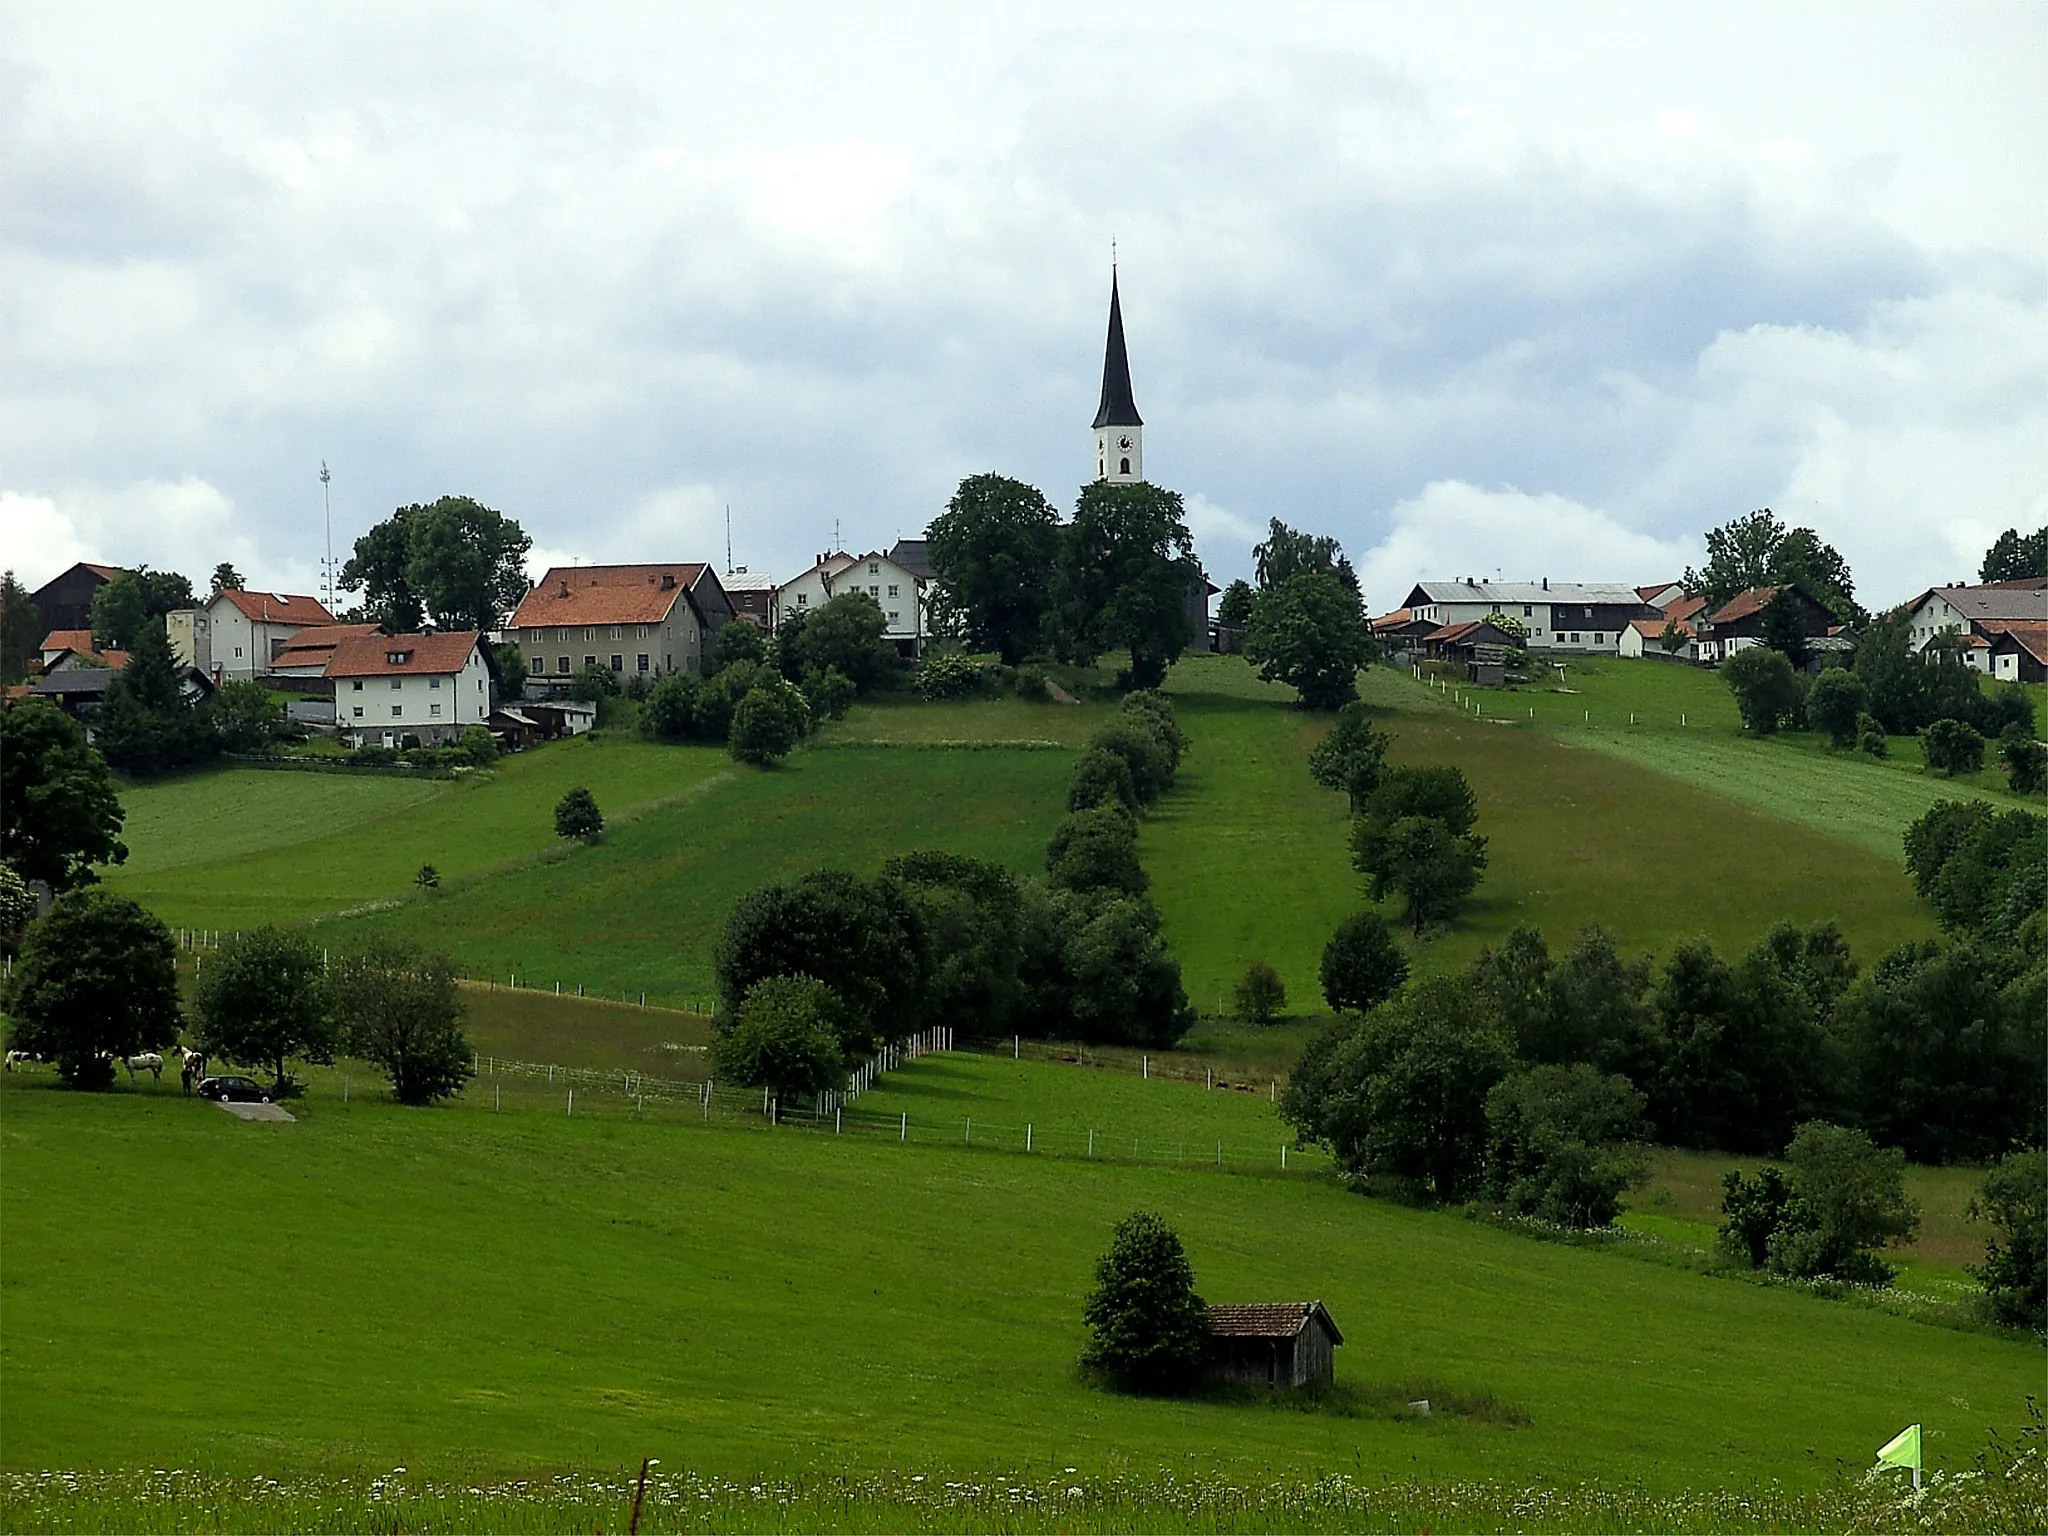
<box><xmin>1092</xmin><ymin>266</ymin><xmax>1144</xmax><ymax>482</ymax></box>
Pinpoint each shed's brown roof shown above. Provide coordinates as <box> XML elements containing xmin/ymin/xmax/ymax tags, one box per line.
<box><xmin>509</xmin><ymin>564</ymin><xmax>710</xmax><ymax>629</ymax></box>
<box><xmin>1207</xmin><ymin>1302</ymin><xmax>1343</xmax><ymax>1344</ymax></box>
<box><xmin>1707</xmin><ymin>586</ymin><xmax>1781</xmax><ymax>625</ymax></box>
<box><xmin>324</xmin><ymin>630</ymin><xmax>481</xmax><ymax>679</ymax></box>
<box><xmin>272</xmin><ymin>623</ymin><xmax>384</xmax><ymax>665</ymax></box>
<box><xmin>1986</xmin><ymin>621</ymin><xmax>2048</xmax><ymax>663</ymax></box>
<box><xmin>39</xmin><ymin>628</ymin><xmax>95</xmax><ymax>654</ymax></box>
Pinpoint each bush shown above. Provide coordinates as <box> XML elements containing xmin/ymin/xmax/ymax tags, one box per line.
<box><xmin>801</xmin><ymin>666</ymin><xmax>857</xmax><ymax>722</ymax></box>
<box><xmin>1232</xmin><ymin>961</ymin><xmax>1286</xmax><ymax>1024</ymax></box>
<box><xmin>729</xmin><ymin>687</ymin><xmax>801</xmax><ymax>766</ymax></box>
<box><xmin>326</xmin><ymin>942</ymin><xmax>473</xmax><ymax>1105</ymax></box>
<box><xmin>1718</xmin><ymin>1123</ymin><xmax>1920</xmax><ymax>1285</ymax></box>
<box><xmin>713</xmin><ymin>619</ymin><xmax>768</xmax><ymax>673</ymax></box>
<box><xmin>1923</xmin><ymin>717</ymin><xmax>1985</xmax><ymax>777</ymax></box>
<box><xmin>1999</xmin><ymin>724</ymin><xmax>2046</xmax><ymax>795</ymax></box>
<box><xmin>1119</xmin><ymin>690</ymin><xmax>1188</xmax><ymax>761</ymax></box>
<box><xmin>1722</xmin><ymin>646</ymin><xmax>1803</xmax><ymax>735</ymax></box>
<box><xmin>1053</xmin><ymin>892</ymin><xmax>1196</xmax><ymax>1047</ymax></box>
<box><xmin>554</xmin><ymin>785</ymin><xmax>603</xmax><ymax>841</ymax></box>
<box><xmin>1045</xmin><ymin>807</ymin><xmax>1147</xmax><ymax>897</ymax></box>
<box><xmin>1068</xmin><ymin>746</ymin><xmax>1140</xmax><ymax>814</ymax></box>
<box><xmin>915</xmin><ymin>650</ymin><xmax>995</xmax><ymax>701</ymax></box>
<box><xmin>1482</xmin><ymin>1065</ymin><xmax>1648</xmax><ymax>1228</ymax></box>
<box><xmin>212</xmin><ymin>680</ymin><xmax>286</xmax><ymax>753</ymax></box>
<box><xmin>454</xmin><ymin>725</ymin><xmax>498</xmax><ymax>766</ymax></box>
<box><xmin>1804</xmin><ymin>668</ymin><xmax>1867</xmax><ymax>749</ymax></box>
<box><xmin>783</xmin><ymin>591</ymin><xmax>898</xmax><ymax>693</ymax></box>
<box><xmin>1089</xmin><ymin>717</ymin><xmax>1175</xmax><ymax>805</ymax></box>
<box><xmin>712</xmin><ymin>976</ymin><xmax>847</xmax><ymax>1105</ymax></box>
<box><xmin>1968</xmin><ymin>1148</ymin><xmax>2046</xmax><ymax>1330</ymax></box>
<box><xmin>1319</xmin><ymin>913</ymin><xmax>1408</xmax><ymax>1014</ymax></box>
<box><xmin>694</xmin><ymin>660</ymin><xmax>763</xmax><ymax>741</ymax></box>
<box><xmin>568</xmin><ymin>663</ymin><xmax>620</xmax><ymax>701</ymax></box>
<box><xmin>639</xmin><ymin>672</ymin><xmax>701</xmax><ymax>741</ymax></box>
<box><xmin>1014</xmin><ymin>664</ymin><xmax>1049</xmax><ymax>701</ymax></box>
<box><xmin>189</xmin><ymin>925</ymin><xmax>335</xmax><ymax>1097</ymax></box>
<box><xmin>3</xmin><ymin>888</ymin><xmax>180</xmax><ymax>1088</ymax></box>
<box><xmin>0</xmin><ymin>866</ymin><xmax>35</xmax><ymax>950</ymax></box>
<box><xmin>1080</xmin><ymin>1211</ymin><xmax>1210</xmax><ymax>1395</ymax></box>
<box><xmin>1856</xmin><ymin>711</ymin><xmax>1887</xmax><ymax>757</ymax></box>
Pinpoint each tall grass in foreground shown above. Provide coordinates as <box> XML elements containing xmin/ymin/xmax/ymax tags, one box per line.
<box><xmin>4</xmin><ymin>1460</ymin><xmax>2042</xmax><ymax>1535</ymax></box>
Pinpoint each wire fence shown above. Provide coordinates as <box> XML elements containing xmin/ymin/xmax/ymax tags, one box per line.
<box><xmin>954</xmin><ymin>1033</ymin><xmax>1286</xmax><ymax>1099</ymax></box>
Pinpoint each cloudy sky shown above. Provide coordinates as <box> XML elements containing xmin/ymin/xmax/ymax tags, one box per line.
<box><xmin>3</xmin><ymin>0</ymin><xmax>2043</xmax><ymax>613</ymax></box>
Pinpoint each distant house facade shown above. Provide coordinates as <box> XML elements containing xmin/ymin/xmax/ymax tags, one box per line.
<box><xmin>776</xmin><ymin>549</ymin><xmax>929</xmax><ymax>655</ymax></box>
<box><xmin>30</xmin><ymin>562</ymin><xmax>123</xmax><ymax>637</ymax></box>
<box><xmin>167</xmin><ymin>589</ymin><xmax>340</xmax><ymax>684</ymax></box>
<box><xmin>1206</xmin><ymin>1302</ymin><xmax>1343</xmax><ymax>1390</ymax></box>
<box><xmin>1399</xmin><ymin>580</ymin><xmax>1657</xmax><ymax>655</ymax></box>
<box><xmin>1986</xmin><ymin>623</ymin><xmax>2048</xmax><ymax>683</ymax></box>
<box><xmin>1900</xmin><ymin>580</ymin><xmax>2048</xmax><ymax>675</ymax></box>
<box><xmin>327</xmin><ymin>631</ymin><xmax>490</xmax><ymax>747</ymax></box>
<box><xmin>1618</xmin><ymin>594</ymin><xmax>1706</xmax><ymax>663</ymax></box>
<box><xmin>37</xmin><ymin>630</ymin><xmax>129</xmax><ymax>673</ymax></box>
<box><xmin>1695</xmin><ymin>586</ymin><xmax>1838</xmax><ymax>667</ymax></box>
<box><xmin>508</xmin><ymin>563</ymin><xmax>734</xmax><ymax>689</ymax></box>
<box><xmin>720</xmin><ymin>568</ymin><xmax>778</xmax><ymax>629</ymax></box>
<box><xmin>30</xmin><ymin>665</ymin><xmax>212</xmax><ymax>734</ymax></box>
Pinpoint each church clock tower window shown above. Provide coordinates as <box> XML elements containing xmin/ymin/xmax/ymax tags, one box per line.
<box><xmin>1091</xmin><ymin>266</ymin><xmax>1144</xmax><ymax>483</ymax></box>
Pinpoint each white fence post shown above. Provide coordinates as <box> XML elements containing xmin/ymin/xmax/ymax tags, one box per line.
<box><xmin>1087</xmin><ymin>1129</ymin><xmax>1094</xmax><ymax>1158</ymax></box>
<box><xmin>567</xmin><ymin>1088</ymin><xmax>573</xmax><ymax>1116</ymax></box>
<box><xmin>1026</xmin><ymin>1123</ymin><xmax>1032</xmax><ymax>1152</ymax></box>
<box><xmin>900</xmin><ymin>1112</ymin><xmax>907</xmax><ymax>1141</ymax></box>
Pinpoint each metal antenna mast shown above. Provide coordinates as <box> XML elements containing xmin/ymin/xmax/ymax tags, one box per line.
<box><xmin>726</xmin><ymin>504</ymin><xmax>733</xmax><ymax>572</ymax></box>
<box><xmin>319</xmin><ymin>462</ymin><xmax>335</xmax><ymax>612</ymax></box>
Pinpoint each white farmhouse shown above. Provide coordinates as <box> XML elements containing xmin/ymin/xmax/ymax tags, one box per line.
<box><xmin>775</xmin><ymin>549</ymin><xmax>928</xmax><ymax>654</ymax></box>
<box><xmin>168</xmin><ymin>589</ymin><xmax>339</xmax><ymax>684</ymax></box>
<box><xmin>328</xmin><ymin>630</ymin><xmax>491</xmax><ymax>747</ymax></box>
<box><xmin>1399</xmin><ymin>580</ymin><xmax>1657</xmax><ymax>655</ymax></box>
<box><xmin>1899</xmin><ymin>580</ymin><xmax>2048</xmax><ymax>677</ymax></box>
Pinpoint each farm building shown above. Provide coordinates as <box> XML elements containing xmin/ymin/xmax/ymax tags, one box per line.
<box><xmin>1205</xmin><ymin>1302</ymin><xmax>1343</xmax><ymax>1389</ymax></box>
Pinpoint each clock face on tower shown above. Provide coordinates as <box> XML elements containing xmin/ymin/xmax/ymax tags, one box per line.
<box><xmin>1118</xmin><ymin>435</ymin><xmax>1133</xmax><ymax>450</ymax></box>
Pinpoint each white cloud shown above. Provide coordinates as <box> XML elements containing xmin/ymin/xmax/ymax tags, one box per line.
<box><xmin>1356</xmin><ymin>482</ymin><xmax>1700</xmax><ymax>610</ymax></box>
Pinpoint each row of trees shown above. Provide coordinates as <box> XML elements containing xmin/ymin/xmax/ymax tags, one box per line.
<box><xmin>4</xmin><ymin>890</ymin><xmax>472</xmax><ymax>1104</ymax></box>
<box><xmin>1308</xmin><ymin>704</ymin><xmax>1488</xmax><ymax>933</ymax></box>
<box><xmin>926</xmin><ymin>475</ymin><xmax>1202</xmax><ymax>686</ymax></box>
<box><xmin>707</xmin><ymin>693</ymin><xmax>1198</xmax><ymax>1102</ymax></box>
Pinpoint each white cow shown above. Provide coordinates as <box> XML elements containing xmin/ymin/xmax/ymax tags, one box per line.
<box><xmin>3</xmin><ymin>1050</ymin><xmax>40</xmax><ymax>1071</ymax></box>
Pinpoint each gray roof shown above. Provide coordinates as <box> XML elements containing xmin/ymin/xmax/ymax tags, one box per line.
<box><xmin>32</xmin><ymin>668</ymin><xmax>117</xmax><ymax>697</ymax></box>
<box><xmin>1405</xmin><ymin>580</ymin><xmax>1652</xmax><ymax>606</ymax></box>
<box><xmin>889</xmin><ymin>538</ymin><xmax>934</xmax><ymax>581</ymax></box>
<box><xmin>1927</xmin><ymin>581</ymin><xmax>2048</xmax><ymax>624</ymax></box>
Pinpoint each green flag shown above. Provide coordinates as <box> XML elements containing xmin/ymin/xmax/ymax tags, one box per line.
<box><xmin>1876</xmin><ymin>1423</ymin><xmax>1922</xmax><ymax>1474</ymax></box>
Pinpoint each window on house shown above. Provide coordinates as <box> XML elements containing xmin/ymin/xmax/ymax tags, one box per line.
<box><xmin>1593</xmin><ymin>633</ymin><xmax>1604</xmax><ymax>645</ymax></box>
<box><xmin>391</xmin><ymin>705</ymin><xmax>403</xmax><ymax>718</ymax></box>
<box><xmin>1571</xmin><ymin>632</ymin><xmax>1581</xmax><ymax>643</ymax></box>
<box><xmin>583</xmin><ymin>655</ymin><xmax>596</xmax><ymax>670</ymax></box>
<box><xmin>888</xmin><ymin>584</ymin><xmax>899</xmax><ymax>597</ymax></box>
<box><xmin>664</xmin><ymin>654</ymin><xmax>672</xmax><ymax>669</ymax></box>
<box><xmin>609</xmin><ymin>654</ymin><xmax>623</xmax><ymax>672</ymax></box>
<box><xmin>352</xmin><ymin>680</ymin><xmax>364</xmax><ymax>691</ymax></box>
<box><xmin>869</xmin><ymin>562</ymin><xmax>879</xmax><ymax>574</ymax></box>
<box><xmin>610</xmin><ymin>626</ymin><xmax>621</xmax><ymax>640</ymax></box>
<box><xmin>636</xmin><ymin>654</ymin><xmax>649</xmax><ymax>672</ymax></box>
<box><xmin>390</xmin><ymin>679</ymin><xmax>402</xmax><ymax>690</ymax></box>
<box><xmin>429</xmin><ymin>676</ymin><xmax>441</xmax><ymax>689</ymax></box>
<box><xmin>1523</xmin><ymin>606</ymin><xmax>1532</xmax><ymax>617</ymax></box>
<box><xmin>583</xmin><ymin>628</ymin><xmax>594</xmax><ymax>641</ymax></box>
<box><xmin>352</xmin><ymin>706</ymin><xmax>364</xmax><ymax>719</ymax></box>
<box><xmin>637</xmin><ymin>626</ymin><xmax>648</xmax><ymax>639</ymax></box>
<box><xmin>555</xmin><ymin>656</ymin><xmax>569</xmax><ymax>674</ymax></box>
<box><xmin>430</xmin><ymin>703</ymin><xmax>443</xmax><ymax>718</ymax></box>
<box><xmin>234</xmin><ymin>645</ymin><xmax>243</xmax><ymax>657</ymax></box>
<box><xmin>796</xmin><ymin>593</ymin><xmax>808</xmax><ymax>606</ymax></box>
<box><xmin>1119</xmin><ymin>457</ymin><xmax>1131</xmax><ymax>474</ymax></box>
<box><xmin>888</xmin><ymin>610</ymin><xmax>900</xmax><ymax>622</ymax></box>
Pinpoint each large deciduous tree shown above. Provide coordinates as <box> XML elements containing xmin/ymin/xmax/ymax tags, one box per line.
<box><xmin>926</xmin><ymin>474</ymin><xmax>1062</xmax><ymax>664</ymax></box>
<box><xmin>1319</xmin><ymin>912</ymin><xmax>1409</xmax><ymax>1015</ymax></box>
<box><xmin>1979</xmin><ymin>525</ymin><xmax>2048</xmax><ymax>583</ymax></box>
<box><xmin>1080</xmin><ymin>1211</ymin><xmax>1210</xmax><ymax>1395</ymax></box>
<box><xmin>5</xmin><ymin>888</ymin><xmax>179</xmax><ymax>1088</ymax></box>
<box><xmin>1</xmin><ymin>698</ymin><xmax>128</xmax><ymax>890</ymax></box>
<box><xmin>1307</xmin><ymin>702</ymin><xmax>1392</xmax><ymax>811</ymax></box>
<box><xmin>713</xmin><ymin>976</ymin><xmax>848</xmax><ymax>1105</ymax></box>
<box><xmin>326</xmin><ymin>942</ymin><xmax>473</xmax><ymax>1105</ymax></box>
<box><xmin>89</xmin><ymin>567</ymin><xmax>195</xmax><ymax>651</ymax></box>
<box><xmin>1251</xmin><ymin>518</ymin><xmax>1358</xmax><ymax>592</ymax></box>
<box><xmin>1056</xmin><ymin>481</ymin><xmax>1201</xmax><ymax>688</ymax></box>
<box><xmin>782</xmin><ymin>591</ymin><xmax>898</xmax><ymax>693</ymax></box>
<box><xmin>191</xmin><ymin>926</ymin><xmax>336</xmax><ymax>1096</ymax></box>
<box><xmin>1685</xmin><ymin>509</ymin><xmax>1859</xmax><ymax>624</ymax></box>
<box><xmin>341</xmin><ymin>497</ymin><xmax>532</xmax><ymax>632</ymax></box>
<box><xmin>1241</xmin><ymin>572</ymin><xmax>1373</xmax><ymax>709</ymax></box>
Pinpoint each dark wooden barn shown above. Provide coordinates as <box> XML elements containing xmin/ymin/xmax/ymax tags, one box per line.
<box><xmin>1206</xmin><ymin>1301</ymin><xmax>1343</xmax><ymax>1389</ymax></box>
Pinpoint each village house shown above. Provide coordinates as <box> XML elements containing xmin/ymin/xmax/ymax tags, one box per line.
<box><xmin>1695</xmin><ymin>586</ymin><xmax>1841</xmax><ymax>667</ymax></box>
<box><xmin>1205</xmin><ymin>1302</ymin><xmax>1343</xmax><ymax>1390</ymax></box>
<box><xmin>36</xmin><ymin>630</ymin><xmax>129</xmax><ymax>673</ymax></box>
<box><xmin>1899</xmin><ymin>580</ymin><xmax>2048</xmax><ymax>675</ymax></box>
<box><xmin>775</xmin><ymin>549</ymin><xmax>929</xmax><ymax>655</ymax></box>
<box><xmin>1422</xmin><ymin>618</ymin><xmax>1520</xmax><ymax>685</ymax></box>
<box><xmin>327</xmin><ymin>630</ymin><xmax>491</xmax><ymax>748</ymax></box>
<box><xmin>1986</xmin><ymin>622</ymin><xmax>2048</xmax><ymax>684</ymax></box>
<box><xmin>720</xmin><ymin>568</ymin><xmax>778</xmax><ymax>629</ymax></box>
<box><xmin>1398</xmin><ymin>580</ymin><xmax>1657</xmax><ymax>655</ymax></box>
<box><xmin>28</xmin><ymin>562</ymin><xmax>123</xmax><ymax>636</ymax></box>
<box><xmin>508</xmin><ymin>563</ymin><xmax>734</xmax><ymax>689</ymax></box>
<box><xmin>30</xmin><ymin>662</ymin><xmax>211</xmax><ymax>733</ymax></box>
<box><xmin>1617</xmin><ymin>594</ymin><xmax>1707</xmax><ymax>662</ymax></box>
<box><xmin>167</xmin><ymin>589</ymin><xmax>340</xmax><ymax>684</ymax></box>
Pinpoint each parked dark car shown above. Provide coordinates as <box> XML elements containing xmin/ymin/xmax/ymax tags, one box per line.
<box><xmin>195</xmin><ymin>1075</ymin><xmax>270</xmax><ymax>1104</ymax></box>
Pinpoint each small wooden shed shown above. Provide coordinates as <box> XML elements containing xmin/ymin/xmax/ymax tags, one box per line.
<box><xmin>1206</xmin><ymin>1301</ymin><xmax>1343</xmax><ymax>1389</ymax></box>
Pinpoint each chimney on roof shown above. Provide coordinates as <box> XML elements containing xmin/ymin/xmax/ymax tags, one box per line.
<box><xmin>661</xmin><ymin>573</ymin><xmax>676</xmax><ymax>589</ymax></box>
<box><xmin>557</xmin><ymin>580</ymin><xmax>570</xmax><ymax>598</ymax></box>
<box><xmin>1542</xmin><ymin>577</ymin><xmax>1549</xmax><ymax>591</ymax></box>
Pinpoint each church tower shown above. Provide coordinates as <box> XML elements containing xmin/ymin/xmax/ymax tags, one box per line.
<box><xmin>1092</xmin><ymin>267</ymin><xmax>1144</xmax><ymax>482</ymax></box>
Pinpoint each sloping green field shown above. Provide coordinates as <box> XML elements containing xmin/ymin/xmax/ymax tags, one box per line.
<box><xmin>1</xmin><ymin>1061</ymin><xmax>2034</xmax><ymax>1491</ymax></box>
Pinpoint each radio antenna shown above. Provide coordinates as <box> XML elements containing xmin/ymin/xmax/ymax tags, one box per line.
<box><xmin>318</xmin><ymin>462</ymin><xmax>335</xmax><ymax>612</ymax></box>
<box><xmin>726</xmin><ymin>504</ymin><xmax>733</xmax><ymax>572</ymax></box>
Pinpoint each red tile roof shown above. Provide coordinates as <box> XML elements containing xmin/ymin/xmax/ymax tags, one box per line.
<box><xmin>324</xmin><ymin>630</ymin><xmax>482</xmax><ymax>679</ymax></box>
<box><xmin>509</xmin><ymin>564</ymin><xmax>710</xmax><ymax>629</ymax></box>
<box><xmin>40</xmin><ymin>628</ymin><xmax>95</xmax><ymax>654</ymax></box>
<box><xmin>1666</xmin><ymin>594</ymin><xmax>1707</xmax><ymax>624</ymax></box>
<box><xmin>216</xmin><ymin>589</ymin><xmax>337</xmax><ymax>625</ymax></box>
<box><xmin>1207</xmin><ymin>1302</ymin><xmax>1343</xmax><ymax>1344</ymax></box>
<box><xmin>1371</xmin><ymin>607</ymin><xmax>1412</xmax><ymax>628</ymax></box>
<box><xmin>1707</xmin><ymin>586</ymin><xmax>1781</xmax><ymax>625</ymax></box>
<box><xmin>272</xmin><ymin>623</ymin><xmax>384</xmax><ymax>665</ymax></box>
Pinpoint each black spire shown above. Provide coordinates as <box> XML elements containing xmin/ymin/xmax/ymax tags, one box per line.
<box><xmin>1092</xmin><ymin>268</ymin><xmax>1143</xmax><ymax>429</ymax></box>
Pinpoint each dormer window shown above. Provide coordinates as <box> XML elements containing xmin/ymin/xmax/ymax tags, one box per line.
<box><xmin>386</xmin><ymin>650</ymin><xmax>411</xmax><ymax>665</ymax></box>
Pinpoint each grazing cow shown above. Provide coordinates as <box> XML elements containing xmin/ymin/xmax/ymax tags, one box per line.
<box><xmin>4</xmin><ymin>1050</ymin><xmax>39</xmax><ymax>1072</ymax></box>
<box><xmin>123</xmin><ymin>1052</ymin><xmax>165</xmax><ymax>1082</ymax></box>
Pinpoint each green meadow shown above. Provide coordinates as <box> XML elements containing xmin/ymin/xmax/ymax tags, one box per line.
<box><xmin>1</xmin><ymin>1060</ymin><xmax>2035</xmax><ymax>1498</ymax></box>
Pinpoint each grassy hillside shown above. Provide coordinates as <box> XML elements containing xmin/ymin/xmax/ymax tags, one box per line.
<box><xmin>106</xmin><ymin>736</ymin><xmax>734</xmax><ymax>928</ymax></box>
<box><xmin>1150</xmin><ymin>656</ymin><xmax>1935</xmax><ymax>1010</ymax></box>
<box><xmin>318</xmin><ymin>744</ymin><xmax>1075</xmax><ymax>1007</ymax></box>
<box><xmin>2</xmin><ymin>1064</ymin><xmax>2034</xmax><ymax>1492</ymax></box>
